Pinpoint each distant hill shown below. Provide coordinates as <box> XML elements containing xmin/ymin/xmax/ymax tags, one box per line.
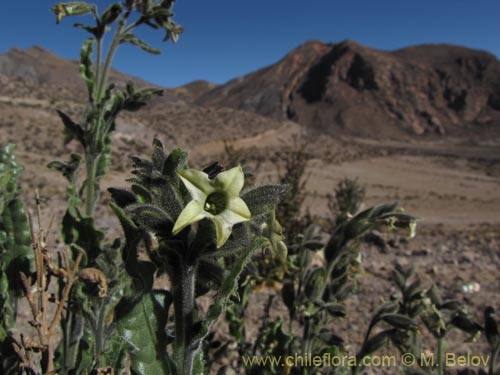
<box><xmin>0</xmin><ymin>45</ymin><xmax>182</xmax><ymax>106</ymax></box>
<box><xmin>197</xmin><ymin>40</ymin><xmax>500</xmax><ymax>138</ymax></box>
<box><xmin>2</xmin><ymin>42</ymin><xmax>500</xmax><ymax>140</ymax></box>
<box><xmin>174</xmin><ymin>80</ymin><xmax>218</xmax><ymax>102</ymax></box>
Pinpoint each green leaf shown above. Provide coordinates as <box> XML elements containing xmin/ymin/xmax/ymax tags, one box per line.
<box><xmin>325</xmin><ymin>202</ymin><xmax>406</xmax><ymax>263</ymax></box>
<box><xmin>193</xmin><ymin>238</ymin><xmax>266</xmax><ymax>346</ymax></box>
<box><xmin>48</xmin><ymin>154</ymin><xmax>82</xmax><ymax>214</ymax></box>
<box><xmin>152</xmin><ymin>138</ymin><xmax>166</xmax><ymax>171</ymax></box>
<box><xmin>304</xmin><ymin>268</ymin><xmax>325</xmax><ymax>302</ymax></box>
<box><xmin>108</xmin><ymin>188</ymin><xmax>137</xmax><ymax>208</ymax></box>
<box><xmin>57</xmin><ymin>110</ymin><xmax>86</xmax><ymax>146</ymax></box>
<box><xmin>80</xmin><ymin>38</ymin><xmax>94</xmax><ymax>98</ymax></box>
<box><xmin>0</xmin><ymin>145</ymin><xmax>32</xmax><ymax>338</ymax></box>
<box><xmin>324</xmin><ymin>303</ymin><xmax>347</xmax><ymax>318</ymax></box>
<box><xmin>451</xmin><ymin>311</ymin><xmax>482</xmax><ymax>335</ymax></box>
<box><xmin>163</xmin><ymin>148</ymin><xmax>189</xmax><ymax>181</ymax></box>
<box><xmin>116</xmin><ymin>291</ymin><xmax>173</xmax><ymax>375</ymax></box>
<box><xmin>110</xmin><ymin>202</ymin><xmax>155</xmax><ymax>291</ymax></box>
<box><xmin>372</xmin><ymin>301</ymin><xmax>399</xmax><ymax>322</ymax></box>
<box><xmin>382</xmin><ymin>314</ymin><xmax>418</xmax><ymax>330</ymax></box>
<box><xmin>242</xmin><ymin>185</ymin><xmax>288</xmax><ymax>217</ymax></box>
<box><xmin>101</xmin><ymin>3</ymin><xmax>122</xmax><ymax>25</ymax></box>
<box><xmin>123</xmin><ymin>88</ymin><xmax>164</xmax><ymax>112</ymax></box>
<box><xmin>121</xmin><ymin>33</ymin><xmax>161</xmax><ymax>54</ymax></box>
<box><xmin>126</xmin><ymin>203</ymin><xmax>174</xmax><ymax>234</ymax></box>
<box><xmin>0</xmin><ymin>144</ymin><xmax>23</xmax><ymax>213</ymax></box>
<box><xmin>427</xmin><ymin>284</ymin><xmax>443</xmax><ymax>307</ymax></box>
<box><xmin>73</xmin><ymin>22</ymin><xmax>99</xmax><ymax>36</ymax></box>
<box><xmin>62</xmin><ymin>209</ymin><xmax>104</xmax><ymax>264</ymax></box>
<box><xmin>358</xmin><ymin>330</ymin><xmax>392</xmax><ymax>358</ymax></box>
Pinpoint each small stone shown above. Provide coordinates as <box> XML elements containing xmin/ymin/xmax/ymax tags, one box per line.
<box><xmin>411</xmin><ymin>248</ymin><xmax>430</xmax><ymax>256</ymax></box>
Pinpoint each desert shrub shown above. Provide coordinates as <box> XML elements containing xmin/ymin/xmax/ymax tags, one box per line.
<box><xmin>275</xmin><ymin>139</ymin><xmax>311</xmax><ymax>240</ymax></box>
<box><xmin>327</xmin><ymin>177</ymin><xmax>366</xmax><ymax>228</ymax></box>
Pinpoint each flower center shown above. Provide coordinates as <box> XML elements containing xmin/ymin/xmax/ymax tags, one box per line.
<box><xmin>204</xmin><ymin>192</ymin><xmax>227</xmax><ymax>215</ymax></box>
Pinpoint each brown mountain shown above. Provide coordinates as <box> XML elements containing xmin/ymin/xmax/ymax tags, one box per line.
<box><xmin>0</xmin><ymin>45</ymin><xmax>182</xmax><ymax>106</ymax></box>
<box><xmin>197</xmin><ymin>40</ymin><xmax>500</xmax><ymax>138</ymax></box>
<box><xmin>173</xmin><ymin>80</ymin><xmax>218</xmax><ymax>102</ymax></box>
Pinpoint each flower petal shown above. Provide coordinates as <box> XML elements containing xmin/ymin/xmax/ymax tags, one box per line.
<box><xmin>172</xmin><ymin>200</ymin><xmax>207</xmax><ymax>235</ymax></box>
<box><xmin>213</xmin><ymin>166</ymin><xmax>244</xmax><ymax>196</ymax></box>
<box><xmin>212</xmin><ymin>216</ymin><xmax>233</xmax><ymax>248</ymax></box>
<box><xmin>177</xmin><ymin>169</ymin><xmax>214</xmax><ymax>202</ymax></box>
<box><xmin>227</xmin><ymin>197</ymin><xmax>251</xmax><ymax>221</ymax></box>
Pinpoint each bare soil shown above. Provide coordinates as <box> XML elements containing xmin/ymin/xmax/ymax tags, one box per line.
<box><xmin>2</xmin><ymin>74</ymin><xmax>500</xmax><ymax>374</ymax></box>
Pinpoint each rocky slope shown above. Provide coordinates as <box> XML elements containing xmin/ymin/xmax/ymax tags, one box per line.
<box><xmin>0</xmin><ymin>45</ymin><xmax>182</xmax><ymax>106</ymax></box>
<box><xmin>197</xmin><ymin>40</ymin><xmax>500</xmax><ymax>138</ymax></box>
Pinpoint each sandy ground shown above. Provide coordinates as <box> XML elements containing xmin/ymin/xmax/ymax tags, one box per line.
<box><xmin>2</xmin><ymin>93</ymin><xmax>500</xmax><ymax>374</ymax></box>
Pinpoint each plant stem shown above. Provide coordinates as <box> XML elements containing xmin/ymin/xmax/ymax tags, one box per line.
<box><xmin>96</xmin><ymin>20</ymin><xmax>125</xmax><ymax>100</ymax></box>
<box><xmin>59</xmin><ymin>309</ymin><xmax>85</xmax><ymax>375</ymax></box>
<box><xmin>437</xmin><ymin>337</ymin><xmax>444</xmax><ymax>375</ymax></box>
<box><xmin>94</xmin><ymin>300</ymin><xmax>108</xmax><ymax>365</ymax></box>
<box><xmin>94</xmin><ymin>37</ymin><xmax>103</xmax><ymax>101</ymax></box>
<box><xmin>174</xmin><ymin>262</ymin><xmax>196</xmax><ymax>375</ymax></box>
<box><xmin>84</xmin><ymin>19</ymin><xmax>128</xmax><ymax>218</ymax></box>
<box><xmin>85</xmin><ymin>157</ymin><xmax>98</xmax><ymax>217</ymax></box>
<box><xmin>489</xmin><ymin>344</ymin><xmax>499</xmax><ymax>375</ymax></box>
<box><xmin>301</xmin><ymin>316</ymin><xmax>311</xmax><ymax>375</ymax></box>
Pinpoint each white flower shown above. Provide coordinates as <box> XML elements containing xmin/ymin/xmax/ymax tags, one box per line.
<box><xmin>172</xmin><ymin>166</ymin><xmax>251</xmax><ymax>248</ymax></box>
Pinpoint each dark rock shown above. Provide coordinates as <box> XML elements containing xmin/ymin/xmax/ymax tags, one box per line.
<box><xmin>411</xmin><ymin>248</ymin><xmax>431</xmax><ymax>256</ymax></box>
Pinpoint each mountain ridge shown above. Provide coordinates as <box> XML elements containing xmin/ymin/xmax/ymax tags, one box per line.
<box><xmin>2</xmin><ymin>41</ymin><xmax>500</xmax><ymax>139</ymax></box>
<box><xmin>197</xmin><ymin>39</ymin><xmax>500</xmax><ymax>138</ymax></box>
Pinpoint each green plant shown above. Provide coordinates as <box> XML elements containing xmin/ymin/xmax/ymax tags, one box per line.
<box><xmin>40</xmin><ymin>1</ymin><xmax>183</xmax><ymax>373</ymax></box>
<box><xmin>388</xmin><ymin>264</ymin><xmax>481</xmax><ymax>375</ymax></box>
<box><xmin>50</xmin><ymin>0</ymin><xmax>182</xmax><ymax>219</ymax></box>
<box><xmin>285</xmin><ymin>203</ymin><xmax>417</xmax><ymax>375</ymax></box>
<box><xmin>109</xmin><ymin>141</ymin><xmax>287</xmax><ymax>374</ymax></box>
<box><xmin>327</xmin><ymin>177</ymin><xmax>366</xmax><ymax>228</ymax></box>
<box><xmin>276</xmin><ymin>139</ymin><xmax>311</xmax><ymax>240</ymax></box>
<box><xmin>3</xmin><ymin>1</ymin><xmax>182</xmax><ymax>374</ymax></box>
<box><xmin>223</xmin><ymin>201</ymin><xmax>417</xmax><ymax>375</ymax></box>
<box><xmin>0</xmin><ymin>144</ymin><xmax>33</xmax><ymax>374</ymax></box>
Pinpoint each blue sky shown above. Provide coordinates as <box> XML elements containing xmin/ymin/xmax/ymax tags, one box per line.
<box><xmin>1</xmin><ymin>0</ymin><xmax>499</xmax><ymax>87</ymax></box>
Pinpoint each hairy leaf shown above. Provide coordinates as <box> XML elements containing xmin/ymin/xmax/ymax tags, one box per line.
<box><xmin>80</xmin><ymin>38</ymin><xmax>95</xmax><ymax>98</ymax></box>
<box><xmin>116</xmin><ymin>291</ymin><xmax>173</xmax><ymax>375</ymax></box>
<box><xmin>242</xmin><ymin>185</ymin><xmax>288</xmax><ymax>217</ymax></box>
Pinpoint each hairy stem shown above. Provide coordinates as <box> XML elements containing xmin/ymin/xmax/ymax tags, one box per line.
<box><xmin>62</xmin><ymin>311</ymin><xmax>85</xmax><ymax>375</ymax></box>
<box><xmin>85</xmin><ymin>156</ymin><xmax>98</xmax><ymax>217</ymax></box>
<box><xmin>84</xmin><ymin>18</ymin><xmax>128</xmax><ymax>217</ymax></box>
<box><xmin>174</xmin><ymin>262</ymin><xmax>196</xmax><ymax>375</ymax></box>
<box><xmin>95</xmin><ymin>19</ymin><xmax>126</xmax><ymax>101</ymax></box>
<box><xmin>94</xmin><ymin>300</ymin><xmax>108</xmax><ymax>365</ymax></box>
<box><xmin>94</xmin><ymin>37</ymin><xmax>103</xmax><ymax>101</ymax></box>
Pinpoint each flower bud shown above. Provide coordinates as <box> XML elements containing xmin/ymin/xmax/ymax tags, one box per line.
<box><xmin>51</xmin><ymin>2</ymin><xmax>94</xmax><ymax>24</ymax></box>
